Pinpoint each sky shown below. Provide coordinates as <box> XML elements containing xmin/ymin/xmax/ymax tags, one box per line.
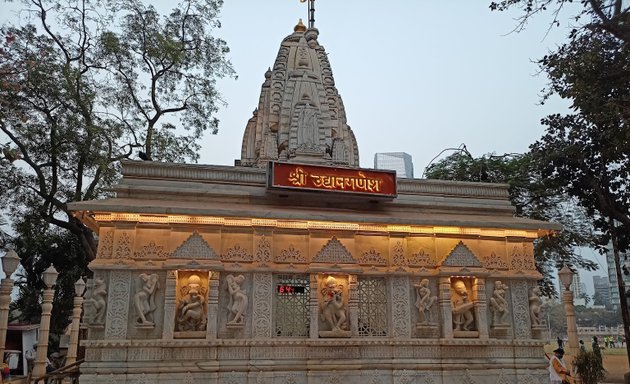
<box><xmin>1</xmin><ymin>1</ymin><xmax>610</xmax><ymax>295</ymax></box>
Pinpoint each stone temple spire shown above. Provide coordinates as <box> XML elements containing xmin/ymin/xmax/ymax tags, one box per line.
<box><xmin>239</xmin><ymin>21</ymin><xmax>359</xmax><ymax>168</ymax></box>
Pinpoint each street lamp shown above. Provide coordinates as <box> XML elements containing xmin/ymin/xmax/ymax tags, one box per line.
<box><xmin>65</xmin><ymin>278</ymin><xmax>86</xmax><ymax>366</ymax></box>
<box><xmin>33</xmin><ymin>265</ymin><xmax>58</xmax><ymax>379</ymax></box>
<box><xmin>0</xmin><ymin>250</ymin><xmax>20</xmax><ymax>360</ymax></box>
<box><xmin>558</xmin><ymin>265</ymin><xmax>579</xmax><ymax>357</ymax></box>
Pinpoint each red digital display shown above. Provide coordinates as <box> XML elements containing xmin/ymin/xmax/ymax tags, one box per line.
<box><xmin>267</xmin><ymin>162</ymin><xmax>397</xmax><ymax>198</ymax></box>
<box><xmin>277</xmin><ymin>285</ymin><xmax>306</xmax><ymax>294</ymax></box>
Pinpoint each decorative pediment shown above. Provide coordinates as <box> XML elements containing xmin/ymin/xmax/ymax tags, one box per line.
<box><xmin>172</xmin><ymin>232</ymin><xmax>219</xmax><ymax>260</ymax></box>
<box><xmin>408</xmin><ymin>249</ymin><xmax>437</xmax><ymax>267</ymax></box>
<box><xmin>358</xmin><ymin>248</ymin><xmax>386</xmax><ymax>265</ymax></box>
<box><xmin>221</xmin><ymin>244</ymin><xmax>253</xmax><ymax>262</ymax></box>
<box><xmin>134</xmin><ymin>241</ymin><xmax>168</xmax><ymax>259</ymax></box>
<box><xmin>441</xmin><ymin>241</ymin><xmax>482</xmax><ymax>267</ymax></box>
<box><xmin>275</xmin><ymin>245</ymin><xmax>306</xmax><ymax>263</ymax></box>
<box><xmin>312</xmin><ymin>236</ymin><xmax>356</xmax><ymax>263</ymax></box>
<box><xmin>484</xmin><ymin>251</ymin><xmax>508</xmax><ymax>270</ymax></box>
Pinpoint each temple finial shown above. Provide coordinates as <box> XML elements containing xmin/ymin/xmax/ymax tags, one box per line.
<box><xmin>299</xmin><ymin>0</ymin><xmax>315</xmax><ymax>28</ymax></box>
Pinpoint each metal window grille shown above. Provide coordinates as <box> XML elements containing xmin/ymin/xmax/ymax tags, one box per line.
<box><xmin>357</xmin><ymin>277</ymin><xmax>388</xmax><ymax>337</ymax></box>
<box><xmin>274</xmin><ymin>274</ymin><xmax>310</xmax><ymax>337</ymax></box>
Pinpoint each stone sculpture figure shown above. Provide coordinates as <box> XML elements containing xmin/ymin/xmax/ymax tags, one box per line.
<box><xmin>226</xmin><ymin>274</ymin><xmax>248</xmax><ymax>325</ymax></box>
<box><xmin>133</xmin><ymin>273</ymin><xmax>160</xmax><ymax>326</ymax></box>
<box><xmin>451</xmin><ymin>280</ymin><xmax>475</xmax><ymax>331</ymax></box>
<box><xmin>176</xmin><ymin>274</ymin><xmax>207</xmax><ymax>332</ymax></box>
<box><xmin>414</xmin><ymin>279</ymin><xmax>437</xmax><ymax>324</ymax></box>
<box><xmin>85</xmin><ymin>277</ymin><xmax>107</xmax><ymax>325</ymax></box>
<box><xmin>529</xmin><ymin>286</ymin><xmax>543</xmax><ymax>326</ymax></box>
<box><xmin>320</xmin><ymin>276</ymin><xmax>348</xmax><ymax>331</ymax></box>
<box><xmin>297</xmin><ymin>104</ymin><xmax>319</xmax><ymax>149</ymax></box>
<box><xmin>489</xmin><ymin>281</ymin><xmax>509</xmax><ymax>326</ymax></box>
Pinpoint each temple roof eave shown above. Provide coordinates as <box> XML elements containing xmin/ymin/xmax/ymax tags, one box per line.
<box><xmin>68</xmin><ymin>197</ymin><xmax>560</xmax><ymax>233</ymax></box>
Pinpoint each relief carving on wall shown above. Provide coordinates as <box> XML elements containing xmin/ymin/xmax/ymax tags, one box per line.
<box><xmin>254</xmin><ymin>235</ymin><xmax>272</xmax><ymax>264</ymax></box>
<box><xmin>105</xmin><ymin>270</ymin><xmax>131</xmax><ymax>339</ymax></box>
<box><xmin>97</xmin><ymin>231</ymin><xmax>114</xmax><ymax>259</ymax></box>
<box><xmin>511</xmin><ymin>280</ymin><xmax>532</xmax><ymax>339</ymax></box>
<box><xmin>391</xmin><ymin>241</ymin><xmax>406</xmax><ymax>267</ymax></box>
<box><xmin>408</xmin><ymin>249</ymin><xmax>437</xmax><ymax>268</ymax></box>
<box><xmin>489</xmin><ymin>281</ymin><xmax>510</xmax><ymax>328</ymax></box>
<box><xmin>451</xmin><ymin>279</ymin><xmax>476</xmax><ymax>335</ymax></box>
<box><xmin>414</xmin><ymin>279</ymin><xmax>437</xmax><ymax>325</ymax></box>
<box><xmin>484</xmin><ymin>251</ymin><xmax>508</xmax><ymax>270</ymax></box>
<box><xmin>442</xmin><ymin>242</ymin><xmax>482</xmax><ymax>267</ymax></box>
<box><xmin>134</xmin><ymin>241</ymin><xmax>168</xmax><ymax>259</ymax></box>
<box><xmin>226</xmin><ymin>274</ymin><xmax>248</xmax><ymax>327</ymax></box>
<box><xmin>133</xmin><ymin>273</ymin><xmax>160</xmax><ymax>328</ymax></box>
<box><xmin>510</xmin><ymin>244</ymin><xmax>536</xmax><ymax>271</ymax></box>
<box><xmin>172</xmin><ymin>232</ymin><xmax>219</xmax><ymax>259</ymax></box>
<box><xmin>358</xmin><ymin>248</ymin><xmax>386</xmax><ymax>265</ymax></box>
<box><xmin>275</xmin><ymin>245</ymin><xmax>306</xmax><ymax>263</ymax></box>
<box><xmin>84</xmin><ymin>277</ymin><xmax>108</xmax><ymax>326</ymax></box>
<box><xmin>391</xmin><ymin>276</ymin><xmax>411</xmax><ymax>338</ymax></box>
<box><xmin>221</xmin><ymin>244</ymin><xmax>253</xmax><ymax>262</ymax></box>
<box><xmin>312</xmin><ymin>236</ymin><xmax>356</xmax><ymax>264</ymax></box>
<box><xmin>176</xmin><ymin>274</ymin><xmax>208</xmax><ymax>333</ymax></box>
<box><xmin>252</xmin><ymin>273</ymin><xmax>273</xmax><ymax>338</ymax></box>
<box><xmin>318</xmin><ymin>276</ymin><xmax>350</xmax><ymax>337</ymax></box>
<box><xmin>114</xmin><ymin>232</ymin><xmax>132</xmax><ymax>259</ymax></box>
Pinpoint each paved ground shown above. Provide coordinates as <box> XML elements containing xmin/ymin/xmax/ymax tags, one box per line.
<box><xmin>601</xmin><ymin>354</ymin><xmax>628</xmax><ymax>383</ymax></box>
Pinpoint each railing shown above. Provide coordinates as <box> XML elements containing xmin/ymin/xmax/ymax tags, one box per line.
<box><xmin>32</xmin><ymin>359</ymin><xmax>83</xmax><ymax>384</ymax></box>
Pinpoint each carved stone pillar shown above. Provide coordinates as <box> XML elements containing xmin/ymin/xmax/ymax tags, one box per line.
<box><xmin>348</xmin><ymin>274</ymin><xmax>359</xmax><ymax>336</ymax></box>
<box><xmin>206</xmin><ymin>271</ymin><xmax>219</xmax><ymax>340</ymax></box>
<box><xmin>473</xmin><ymin>278</ymin><xmax>489</xmax><ymax>339</ymax></box>
<box><xmin>439</xmin><ymin>277</ymin><xmax>453</xmax><ymax>339</ymax></box>
<box><xmin>105</xmin><ymin>270</ymin><xmax>131</xmax><ymax>339</ymax></box>
<box><xmin>510</xmin><ymin>280</ymin><xmax>532</xmax><ymax>339</ymax></box>
<box><xmin>389</xmin><ymin>276</ymin><xmax>411</xmax><ymax>338</ymax></box>
<box><xmin>252</xmin><ymin>272</ymin><xmax>273</xmax><ymax>338</ymax></box>
<box><xmin>162</xmin><ymin>271</ymin><xmax>177</xmax><ymax>340</ymax></box>
<box><xmin>309</xmin><ymin>274</ymin><xmax>319</xmax><ymax>339</ymax></box>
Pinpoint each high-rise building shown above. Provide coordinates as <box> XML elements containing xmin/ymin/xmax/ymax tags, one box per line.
<box><xmin>374</xmin><ymin>152</ymin><xmax>414</xmax><ymax>178</ymax></box>
<box><xmin>606</xmin><ymin>247</ymin><xmax>630</xmax><ymax>309</ymax></box>
<box><xmin>592</xmin><ymin>275</ymin><xmax>611</xmax><ymax>306</ymax></box>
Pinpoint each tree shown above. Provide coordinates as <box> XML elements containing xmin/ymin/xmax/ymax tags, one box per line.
<box><xmin>489</xmin><ymin>0</ymin><xmax>630</xmax><ymax>44</ymax></box>
<box><xmin>0</xmin><ymin>0</ymin><xmax>234</xmax><ymax>262</ymax></box>
<box><xmin>424</xmin><ymin>152</ymin><xmax>598</xmax><ymax>297</ymax></box>
<box><xmin>8</xmin><ymin>219</ymin><xmax>87</xmax><ymax>341</ymax></box>
<box><xmin>530</xmin><ymin>24</ymin><xmax>630</xmax><ymax>362</ymax></box>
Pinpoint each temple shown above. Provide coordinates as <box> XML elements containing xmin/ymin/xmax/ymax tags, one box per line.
<box><xmin>69</xmin><ymin>20</ymin><xmax>557</xmax><ymax>384</ymax></box>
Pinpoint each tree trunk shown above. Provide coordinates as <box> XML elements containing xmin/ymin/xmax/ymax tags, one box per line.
<box><xmin>609</xmin><ymin>216</ymin><xmax>630</xmax><ymax>366</ymax></box>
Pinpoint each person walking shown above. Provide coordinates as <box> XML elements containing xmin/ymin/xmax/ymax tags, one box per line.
<box><xmin>549</xmin><ymin>348</ymin><xmax>572</xmax><ymax>384</ymax></box>
<box><xmin>592</xmin><ymin>336</ymin><xmax>602</xmax><ymax>364</ymax></box>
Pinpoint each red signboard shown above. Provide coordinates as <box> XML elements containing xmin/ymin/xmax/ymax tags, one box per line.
<box><xmin>267</xmin><ymin>162</ymin><xmax>397</xmax><ymax>198</ymax></box>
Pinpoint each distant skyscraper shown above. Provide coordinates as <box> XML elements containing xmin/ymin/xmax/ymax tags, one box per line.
<box><xmin>605</xmin><ymin>245</ymin><xmax>630</xmax><ymax>309</ymax></box>
<box><xmin>592</xmin><ymin>275</ymin><xmax>611</xmax><ymax>306</ymax></box>
<box><xmin>374</xmin><ymin>152</ymin><xmax>414</xmax><ymax>178</ymax></box>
